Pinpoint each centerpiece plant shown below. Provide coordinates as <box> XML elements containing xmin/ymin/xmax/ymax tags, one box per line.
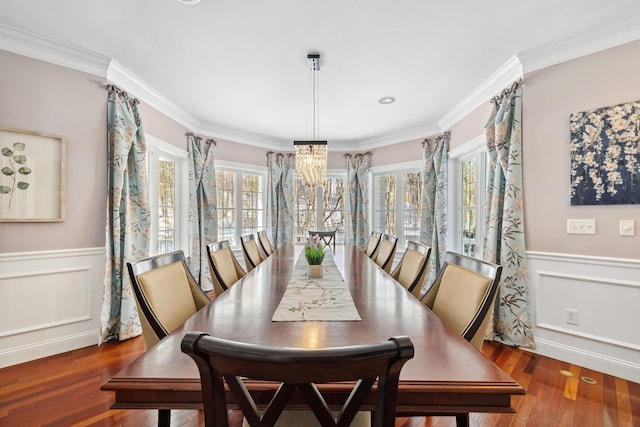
<box><xmin>305</xmin><ymin>234</ymin><xmax>325</xmax><ymax>265</ymax></box>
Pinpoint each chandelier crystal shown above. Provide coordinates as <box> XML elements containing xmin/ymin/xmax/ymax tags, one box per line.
<box><xmin>294</xmin><ymin>54</ymin><xmax>327</xmax><ymax>188</ymax></box>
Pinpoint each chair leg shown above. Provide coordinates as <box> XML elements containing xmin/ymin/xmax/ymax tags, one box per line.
<box><xmin>455</xmin><ymin>413</ymin><xmax>469</xmax><ymax>427</ymax></box>
<box><xmin>158</xmin><ymin>409</ymin><xmax>171</xmax><ymax>427</ymax></box>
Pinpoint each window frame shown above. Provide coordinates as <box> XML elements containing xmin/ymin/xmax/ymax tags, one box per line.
<box><xmin>292</xmin><ymin>170</ymin><xmax>347</xmax><ymax>245</ymax></box>
<box><xmin>215</xmin><ymin>159</ymin><xmax>267</xmax><ymax>250</ymax></box>
<box><xmin>369</xmin><ymin>160</ymin><xmax>423</xmax><ymax>250</ymax></box>
<box><xmin>447</xmin><ymin>134</ymin><xmax>487</xmax><ymax>256</ymax></box>
<box><xmin>146</xmin><ymin>134</ymin><xmax>189</xmax><ymax>256</ymax></box>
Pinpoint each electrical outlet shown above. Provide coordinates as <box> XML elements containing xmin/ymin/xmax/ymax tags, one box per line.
<box><xmin>565</xmin><ymin>308</ymin><xmax>579</xmax><ymax>326</ymax></box>
<box><xmin>567</xmin><ymin>219</ymin><xmax>596</xmax><ymax>235</ymax></box>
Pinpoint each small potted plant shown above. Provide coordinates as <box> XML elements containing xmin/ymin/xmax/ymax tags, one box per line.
<box><xmin>305</xmin><ymin>234</ymin><xmax>325</xmax><ymax>278</ymax></box>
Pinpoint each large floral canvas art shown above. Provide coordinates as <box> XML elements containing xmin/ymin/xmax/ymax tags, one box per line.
<box><xmin>570</xmin><ymin>100</ymin><xmax>640</xmax><ymax>205</ymax></box>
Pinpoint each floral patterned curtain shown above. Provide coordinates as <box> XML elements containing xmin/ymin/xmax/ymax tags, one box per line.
<box><xmin>344</xmin><ymin>153</ymin><xmax>370</xmax><ymax>247</ymax></box>
<box><xmin>99</xmin><ymin>86</ymin><xmax>149</xmax><ymax>344</ymax></box>
<box><xmin>187</xmin><ymin>133</ymin><xmax>217</xmax><ymax>291</ymax></box>
<box><xmin>483</xmin><ymin>83</ymin><xmax>534</xmax><ymax>348</ymax></box>
<box><xmin>419</xmin><ymin>132</ymin><xmax>449</xmax><ymax>290</ymax></box>
<box><xmin>266</xmin><ymin>152</ymin><xmax>294</xmax><ymax>247</ymax></box>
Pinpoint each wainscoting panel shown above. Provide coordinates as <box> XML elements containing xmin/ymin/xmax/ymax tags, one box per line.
<box><xmin>527</xmin><ymin>252</ymin><xmax>640</xmax><ymax>383</ymax></box>
<box><xmin>0</xmin><ymin>247</ymin><xmax>105</xmax><ymax>368</ymax></box>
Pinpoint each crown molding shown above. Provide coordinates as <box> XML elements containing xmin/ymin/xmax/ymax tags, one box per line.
<box><xmin>518</xmin><ymin>11</ymin><xmax>640</xmax><ymax>73</ymax></box>
<box><xmin>106</xmin><ymin>59</ymin><xmax>200</xmax><ymax>130</ymax></box>
<box><xmin>356</xmin><ymin>122</ymin><xmax>443</xmax><ymax>151</ymax></box>
<box><xmin>0</xmin><ymin>23</ymin><xmax>110</xmax><ymax>77</ymax></box>
<box><xmin>438</xmin><ymin>55</ymin><xmax>523</xmax><ymax>131</ymax></box>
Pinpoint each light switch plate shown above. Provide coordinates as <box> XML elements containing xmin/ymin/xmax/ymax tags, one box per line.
<box><xmin>567</xmin><ymin>219</ymin><xmax>596</xmax><ymax>235</ymax></box>
<box><xmin>620</xmin><ymin>220</ymin><xmax>635</xmax><ymax>236</ymax></box>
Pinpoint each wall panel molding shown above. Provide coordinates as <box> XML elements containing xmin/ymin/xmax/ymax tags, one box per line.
<box><xmin>527</xmin><ymin>251</ymin><xmax>640</xmax><ymax>383</ymax></box>
<box><xmin>0</xmin><ymin>247</ymin><xmax>106</xmax><ymax>368</ymax></box>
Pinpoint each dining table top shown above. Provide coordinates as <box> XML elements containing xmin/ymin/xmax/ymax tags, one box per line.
<box><xmin>102</xmin><ymin>244</ymin><xmax>524</xmax><ymax>416</ymax></box>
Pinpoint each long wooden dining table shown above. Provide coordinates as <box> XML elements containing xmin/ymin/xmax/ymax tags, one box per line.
<box><xmin>102</xmin><ymin>245</ymin><xmax>524</xmax><ymax>426</ymax></box>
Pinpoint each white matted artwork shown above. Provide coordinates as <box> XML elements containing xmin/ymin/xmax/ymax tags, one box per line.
<box><xmin>0</xmin><ymin>127</ymin><xmax>66</xmax><ymax>222</ymax></box>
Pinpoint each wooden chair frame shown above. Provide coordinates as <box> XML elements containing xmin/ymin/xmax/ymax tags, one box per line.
<box><xmin>206</xmin><ymin>240</ymin><xmax>246</xmax><ymax>297</ymax></box>
<box><xmin>182</xmin><ymin>333</ymin><xmax>414</xmax><ymax>427</ymax></box>
<box><xmin>371</xmin><ymin>234</ymin><xmax>398</xmax><ymax>273</ymax></box>
<box><xmin>390</xmin><ymin>241</ymin><xmax>431</xmax><ymax>299</ymax></box>
<box><xmin>363</xmin><ymin>231</ymin><xmax>382</xmax><ymax>258</ymax></box>
<box><xmin>240</xmin><ymin>234</ymin><xmax>267</xmax><ymax>272</ymax></box>
<box><xmin>257</xmin><ymin>230</ymin><xmax>276</xmax><ymax>256</ymax></box>
<box><xmin>127</xmin><ymin>250</ymin><xmax>211</xmax><ymax>427</ymax></box>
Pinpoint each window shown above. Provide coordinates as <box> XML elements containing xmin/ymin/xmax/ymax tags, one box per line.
<box><xmin>147</xmin><ymin>135</ymin><xmax>188</xmax><ymax>256</ymax></box>
<box><xmin>448</xmin><ymin>135</ymin><xmax>486</xmax><ymax>257</ymax></box>
<box><xmin>215</xmin><ymin>161</ymin><xmax>266</xmax><ymax>247</ymax></box>
<box><xmin>293</xmin><ymin>175</ymin><xmax>345</xmax><ymax>244</ymax></box>
<box><xmin>371</xmin><ymin>161</ymin><xmax>422</xmax><ymax>248</ymax></box>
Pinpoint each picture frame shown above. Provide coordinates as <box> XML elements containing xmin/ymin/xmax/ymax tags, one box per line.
<box><xmin>570</xmin><ymin>99</ymin><xmax>640</xmax><ymax>205</ymax></box>
<box><xmin>0</xmin><ymin>127</ymin><xmax>66</xmax><ymax>222</ymax></box>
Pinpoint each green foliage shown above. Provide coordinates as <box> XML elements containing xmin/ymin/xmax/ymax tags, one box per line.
<box><xmin>1</xmin><ymin>140</ymin><xmax>31</xmax><ymax>209</ymax></box>
<box><xmin>304</xmin><ymin>234</ymin><xmax>325</xmax><ymax>265</ymax></box>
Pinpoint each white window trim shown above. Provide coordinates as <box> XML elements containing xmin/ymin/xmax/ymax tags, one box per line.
<box><xmin>447</xmin><ymin>134</ymin><xmax>486</xmax><ymax>255</ymax></box>
<box><xmin>369</xmin><ymin>161</ymin><xmax>423</xmax><ymax>250</ymax></box>
<box><xmin>146</xmin><ymin>134</ymin><xmax>189</xmax><ymax>256</ymax></box>
<box><xmin>215</xmin><ymin>160</ymin><xmax>268</xmax><ymax>250</ymax></box>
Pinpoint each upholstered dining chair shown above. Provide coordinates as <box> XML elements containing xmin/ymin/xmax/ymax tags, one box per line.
<box><xmin>127</xmin><ymin>250</ymin><xmax>211</xmax><ymax>427</ymax></box>
<box><xmin>420</xmin><ymin>251</ymin><xmax>502</xmax><ymax>352</ymax></box>
<box><xmin>206</xmin><ymin>241</ymin><xmax>246</xmax><ymax>297</ymax></box>
<box><xmin>371</xmin><ymin>234</ymin><xmax>398</xmax><ymax>273</ymax></box>
<box><xmin>257</xmin><ymin>230</ymin><xmax>276</xmax><ymax>256</ymax></box>
<box><xmin>181</xmin><ymin>332</ymin><xmax>414</xmax><ymax>427</ymax></box>
<box><xmin>240</xmin><ymin>234</ymin><xmax>267</xmax><ymax>272</ymax></box>
<box><xmin>390</xmin><ymin>241</ymin><xmax>431</xmax><ymax>299</ymax></box>
<box><xmin>363</xmin><ymin>231</ymin><xmax>382</xmax><ymax>258</ymax></box>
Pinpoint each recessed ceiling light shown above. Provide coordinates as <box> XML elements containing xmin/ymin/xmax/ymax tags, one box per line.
<box><xmin>378</xmin><ymin>96</ymin><xmax>396</xmax><ymax>105</ymax></box>
<box><xmin>176</xmin><ymin>0</ymin><xmax>200</xmax><ymax>4</ymax></box>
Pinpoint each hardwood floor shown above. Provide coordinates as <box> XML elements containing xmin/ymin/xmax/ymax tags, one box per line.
<box><xmin>1</xmin><ymin>337</ymin><xmax>639</xmax><ymax>427</ymax></box>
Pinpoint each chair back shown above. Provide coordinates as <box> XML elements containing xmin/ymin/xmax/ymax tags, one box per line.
<box><xmin>257</xmin><ymin>230</ymin><xmax>276</xmax><ymax>255</ymax></box>
<box><xmin>182</xmin><ymin>332</ymin><xmax>414</xmax><ymax>427</ymax></box>
<box><xmin>421</xmin><ymin>252</ymin><xmax>502</xmax><ymax>351</ymax></box>
<box><xmin>127</xmin><ymin>251</ymin><xmax>211</xmax><ymax>349</ymax></box>
<box><xmin>240</xmin><ymin>234</ymin><xmax>267</xmax><ymax>272</ymax></box>
<box><xmin>206</xmin><ymin>241</ymin><xmax>246</xmax><ymax>297</ymax></box>
<box><xmin>363</xmin><ymin>231</ymin><xmax>382</xmax><ymax>257</ymax></box>
<box><xmin>371</xmin><ymin>234</ymin><xmax>398</xmax><ymax>273</ymax></box>
<box><xmin>390</xmin><ymin>241</ymin><xmax>431</xmax><ymax>299</ymax></box>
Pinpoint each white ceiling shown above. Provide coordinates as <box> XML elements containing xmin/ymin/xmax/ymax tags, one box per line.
<box><xmin>2</xmin><ymin>1</ymin><xmax>640</xmax><ymax>151</ymax></box>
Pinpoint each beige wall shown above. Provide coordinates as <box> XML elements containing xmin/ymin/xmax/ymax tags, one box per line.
<box><xmin>523</xmin><ymin>39</ymin><xmax>640</xmax><ymax>257</ymax></box>
<box><xmin>448</xmin><ymin>40</ymin><xmax>640</xmax><ymax>259</ymax></box>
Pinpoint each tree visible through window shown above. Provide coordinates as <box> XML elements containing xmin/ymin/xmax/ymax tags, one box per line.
<box><xmin>461</xmin><ymin>159</ymin><xmax>477</xmax><ymax>256</ymax></box>
<box><xmin>158</xmin><ymin>159</ymin><xmax>176</xmax><ymax>253</ymax></box>
<box><xmin>294</xmin><ymin>176</ymin><xmax>345</xmax><ymax>244</ymax></box>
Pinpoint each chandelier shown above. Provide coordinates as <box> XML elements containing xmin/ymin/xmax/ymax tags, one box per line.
<box><xmin>294</xmin><ymin>54</ymin><xmax>327</xmax><ymax>188</ymax></box>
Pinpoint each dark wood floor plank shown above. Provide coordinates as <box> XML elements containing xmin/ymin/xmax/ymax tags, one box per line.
<box><xmin>1</xmin><ymin>336</ymin><xmax>638</xmax><ymax>427</ymax></box>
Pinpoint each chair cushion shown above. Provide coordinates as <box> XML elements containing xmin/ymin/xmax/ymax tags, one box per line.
<box><xmin>137</xmin><ymin>262</ymin><xmax>198</xmax><ymax>333</ymax></box>
<box><xmin>431</xmin><ymin>264</ymin><xmax>491</xmax><ymax>335</ymax></box>
<box><xmin>246</xmin><ymin>240</ymin><xmax>262</xmax><ymax>264</ymax></box>
<box><xmin>364</xmin><ymin>236</ymin><xmax>378</xmax><ymax>256</ymax></box>
<box><xmin>212</xmin><ymin>247</ymin><xmax>240</xmax><ymax>287</ymax></box>
<box><xmin>375</xmin><ymin>240</ymin><xmax>393</xmax><ymax>266</ymax></box>
<box><xmin>397</xmin><ymin>249</ymin><xmax>425</xmax><ymax>289</ymax></box>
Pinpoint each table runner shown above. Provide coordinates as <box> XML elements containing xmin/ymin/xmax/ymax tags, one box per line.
<box><xmin>271</xmin><ymin>250</ymin><xmax>361</xmax><ymax>321</ymax></box>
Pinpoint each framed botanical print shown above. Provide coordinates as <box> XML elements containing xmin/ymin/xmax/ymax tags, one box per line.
<box><xmin>0</xmin><ymin>127</ymin><xmax>66</xmax><ymax>221</ymax></box>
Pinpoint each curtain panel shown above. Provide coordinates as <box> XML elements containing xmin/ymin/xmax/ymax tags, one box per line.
<box><xmin>187</xmin><ymin>133</ymin><xmax>217</xmax><ymax>291</ymax></box>
<box><xmin>419</xmin><ymin>132</ymin><xmax>449</xmax><ymax>290</ymax></box>
<box><xmin>266</xmin><ymin>152</ymin><xmax>294</xmax><ymax>247</ymax></box>
<box><xmin>99</xmin><ymin>86</ymin><xmax>150</xmax><ymax>344</ymax></box>
<box><xmin>344</xmin><ymin>153</ymin><xmax>371</xmax><ymax>247</ymax></box>
<box><xmin>483</xmin><ymin>84</ymin><xmax>534</xmax><ymax>348</ymax></box>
